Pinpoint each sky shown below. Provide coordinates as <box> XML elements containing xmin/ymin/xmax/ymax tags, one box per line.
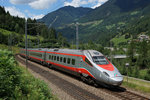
<box><xmin>0</xmin><ymin>0</ymin><xmax>108</xmax><ymax>19</ymax></box>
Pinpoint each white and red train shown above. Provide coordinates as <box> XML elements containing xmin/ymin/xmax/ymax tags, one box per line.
<box><xmin>20</xmin><ymin>48</ymin><xmax>123</xmax><ymax>86</ymax></box>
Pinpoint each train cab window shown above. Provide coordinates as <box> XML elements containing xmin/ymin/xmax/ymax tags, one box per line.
<box><xmin>67</xmin><ymin>58</ymin><xmax>71</xmax><ymax>64</ymax></box>
<box><xmin>49</xmin><ymin>55</ymin><xmax>51</xmax><ymax>59</ymax></box>
<box><xmin>54</xmin><ymin>56</ymin><xmax>56</xmax><ymax>61</ymax></box>
<box><xmin>60</xmin><ymin>57</ymin><xmax>62</xmax><ymax>62</ymax></box>
<box><xmin>93</xmin><ymin>56</ymin><xmax>109</xmax><ymax>65</ymax></box>
<box><xmin>57</xmin><ymin>56</ymin><xmax>59</xmax><ymax>61</ymax></box>
<box><xmin>72</xmin><ymin>59</ymin><xmax>75</xmax><ymax>65</ymax></box>
<box><xmin>63</xmin><ymin>58</ymin><xmax>66</xmax><ymax>63</ymax></box>
<box><xmin>85</xmin><ymin>58</ymin><xmax>93</xmax><ymax>67</ymax></box>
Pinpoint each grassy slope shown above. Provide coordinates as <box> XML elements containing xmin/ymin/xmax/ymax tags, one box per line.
<box><xmin>111</xmin><ymin>34</ymin><xmax>132</xmax><ymax>47</ymax></box>
<box><xmin>0</xmin><ymin>28</ymin><xmax>44</xmax><ymax>41</ymax></box>
<box><xmin>123</xmin><ymin>76</ymin><xmax>150</xmax><ymax>93</ymax></box>
<box><xmin>0</xmin><ymin>44</ymin><xmax>20</xmax><ymax>54</ymax></box>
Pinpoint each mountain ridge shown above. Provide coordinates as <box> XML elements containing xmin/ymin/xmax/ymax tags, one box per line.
<box><xmin>38</xmin><ymin>0</ymin><xmax>150</xmax><ymax>46</ymax></box>
<box><xmin>38</xmin><ymin>6</ymin><xmax>92</xmax><ymax>27</ymax></box>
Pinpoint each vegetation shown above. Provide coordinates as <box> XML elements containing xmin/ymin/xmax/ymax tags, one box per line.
<box><xmin>111</xmin><ymin>33</ymin><xmax>131</xmax><ymax>47</ymax></box>
<box><xmin>123</xmin><ymin>77</ymin><xmax>150</xmax><ymax>93</ymax></box>
<box><xmin>112</xmin><ymin>40</ymin><xmax>150</xmax><ymax>81</ymax></box>
<box><xmin>51</xmin><ymin>0</ymin><xmax>150</xmax><ymax>46</ymax></box>
<box><xmin>0</xmin><ymin>6</ymin><xmax>69</xmax><ymax>48</ymax></box>
<box><xmin>0</xmin><ymin>49</ymin><xmax>57</xmax><ymax>100</ymax></box>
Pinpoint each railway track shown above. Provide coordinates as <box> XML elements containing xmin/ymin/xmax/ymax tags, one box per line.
<box><xmin>15</xmin><ymin>54</ymin><xmax>103</xmax><ymax>100</ymax></box>
<box><xmin>15</xmin><ymin>54</ymin><xmax>150</xmax><ymax>100</ymax></box>
<box><xmin>100</xmin><ymin>86</ymin><xmax>150</xmax><ymax>100</ymax></box>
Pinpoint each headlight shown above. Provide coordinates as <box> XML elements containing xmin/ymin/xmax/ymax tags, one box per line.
<box><xmin>103</xmin><ymin>72</ymin><xmax>110</xmax><ymax>77</ymax></box>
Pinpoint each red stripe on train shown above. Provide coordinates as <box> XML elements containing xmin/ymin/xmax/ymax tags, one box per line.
<box><xmin>46</xmin><ymin>60</ymin><xmax>94</xmax><ymax>78</ymax></box>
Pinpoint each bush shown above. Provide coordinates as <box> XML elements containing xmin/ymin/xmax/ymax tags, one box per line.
<box><xmin>0</xmin><ymin>49</ymin><xmax>56</xmax><ymax>100</ymax></box>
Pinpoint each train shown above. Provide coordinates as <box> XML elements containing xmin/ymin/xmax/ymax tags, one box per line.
<box><xmin>20</xmin><ymin>48</ymin><xmax>123</xmax><ymax>86</ymax></box>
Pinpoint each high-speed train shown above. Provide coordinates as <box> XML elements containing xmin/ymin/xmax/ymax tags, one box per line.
<box><xmin>20</xmin><ymin>48</ymin><xmax>123</xmax><ymax>86</ymax></box>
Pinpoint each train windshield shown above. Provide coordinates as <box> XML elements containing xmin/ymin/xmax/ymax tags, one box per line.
<box><xmin>93</xmin><ymin>56</ymin><xmax>109</xmax><ymax>65</ymax></box>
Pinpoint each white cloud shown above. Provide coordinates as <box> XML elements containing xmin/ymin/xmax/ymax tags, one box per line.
<box><xmin>64</xmin><ymin>0</ymin><xmax>88</xmax><ymax>7</ymax></box>
<box><xmin>32</xmin><ymin>14</ymin><xmax>44</xmax><ymax>19</ymax></box>
<box><xmin>10</xmin><ymin>0</ymin><xmax>57</xmax><ymax>10</ymax></box>
<box><xmin>5</xmin><ymin>6</ymin><xmax>26</xmax><ymax>18</ymax></box>
<box><xmin>24</xmin><ymin>10</ymin><xmax>44</xmax><ymax>19</ymax></box>
<box><xmin>10</xmin><ymin>0</ymin><xmax>37</xmax><ymax>5</ymax></box>
<box><xmin>92</xmin><ymin>0</ymin><xmax>108</xmax><ymax>8</ymax></box>
<box><xmin>64</xmin><ymin>0</ymin><xmax>108</xmax><ymax>8</ymax></box>
<box><xmin>29</xmin><ymin>0</ymin><xmax>57</xmax><ymax>10</ymax></box>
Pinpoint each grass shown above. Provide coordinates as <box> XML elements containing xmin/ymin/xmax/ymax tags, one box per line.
<box><xmin>0</xmin><ymin>44</ymin><xmax>20</xmax><ymax>54</ymax></box>
<box><xmin>0</xmin><ymin>28</ymin><xmax>44</xmax><ymax>42</ymax></box>
<box><xmin>122</xmin><ymin>76</ymin><xmax>150</xmax><ymax>93</ymax></box>
<box><xmin>111</xmin><ymin>34</ymin><xmax>131</xmax><ymax>47</ymax></box>
<box><xmin>130</xmin><ymin>11</ymin><xmax>139</xmax><ymax>16</ymax></box>
<box><xmin>0</xmin><ymin>28</ymin><xmax>19</xmax><ymax>36</ymax></box>
<box><xmin>106</xmin><ymin>24</ymin><xmax>116</xmax><ymax>30</ymax></box>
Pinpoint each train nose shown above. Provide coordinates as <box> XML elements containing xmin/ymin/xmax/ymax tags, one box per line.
<box><xmin>109</xmin><ymin>76</ymin><xmax>123</xmax><ymax>86</ymax></box>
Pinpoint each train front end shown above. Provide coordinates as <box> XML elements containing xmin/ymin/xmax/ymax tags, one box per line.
<box><xmin>84</xmin><ymin>50</ymin><xmax>123</xmax><ymax>86</ymax></box>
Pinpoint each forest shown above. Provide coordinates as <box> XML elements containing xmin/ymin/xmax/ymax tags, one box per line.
<box><xmin>0</xmin><ymin>6</ymin><xmax>69</xmax><ymax>48</ymax></box>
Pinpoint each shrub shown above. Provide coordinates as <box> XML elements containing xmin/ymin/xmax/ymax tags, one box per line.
<box><xmin>0</xmin><ymin>49</ymin><xmax>56</xmax><ymax>100</ymax></box>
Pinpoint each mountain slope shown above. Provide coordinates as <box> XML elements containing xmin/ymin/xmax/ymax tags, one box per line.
<box><xmin>79</xmin><ymin>0</ymin><xmax>150</xmax><ymax>22</ymax></box>
<box><xmin>39</xmin><ymin>0</ymin><xmax>150</xmax><ymax>46</ymax></box>
<box><xmin>58</xmin><ymin>0</ymin><xmax>150</xmax><ymax>45</ymax></box>
<box><xmin>38</xmin><ymin>6</ymin><xmax>92</xmax><ymax>27</ymax></box>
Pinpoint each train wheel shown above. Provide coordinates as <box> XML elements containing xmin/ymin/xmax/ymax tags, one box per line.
<box><xmin>47</xmin><ymin>63</ymin><xmax>53</xmax><ymax>69</ymax></box>
<box><xmin>81</xmin><ymin>75</ymin><xmax>86</xmax><ymax>82</ymax></box>
<box><xmin>93</xmin><ymin>81</ymin><xmax>99</xmax><ymax>88</ymax></box>
<box><xmin>87</xmin><ymin>77</ymin><xmax>94</xmax><ymax>85</ymax></box>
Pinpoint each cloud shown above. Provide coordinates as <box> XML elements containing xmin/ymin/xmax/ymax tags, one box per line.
<box><xmin>31</xmin><ymin>14</ymin><xmax>44</xmax><ymax>19</ymax></box>
<box><xmin>10</xmin><ymin>0</ymin><xmax>37</xmax><ymax>5</ymax></box>
<box><xmin>29</xmin><ymin>0</ymin><xmax>57</xmax><ymax>9</ymax></box>
<box><xmin>92</xmin><ymin>0</ymin><xmax>108</xmax><ymax>8</ymax></box>
<box><xmin>4</xmin><ymin>7</ymin><xmax>44</xmax><ymax>19</ymax></box>
<box><xmin>5</xmin><ymin>6</ymin><xmax>26</xmax><ymax>18</ymax></box>
<box><xmin>10</xmin><ymin>0</ymin><xmax>57</xmax><ymax>10</ymax></box>
<box><xmin>64</xmin><ymin>0</ymin><xmax>108</xmax><ymax>8</ymax></box>
<box><xmin>24</xmin><ymin>10</ymin><xmax>44</xmax><ymax>19</ymax></box>
<box><xmin>64</xmin><ymin>0</ymin><xmax>88</xmax><ymax>7</ymax></box>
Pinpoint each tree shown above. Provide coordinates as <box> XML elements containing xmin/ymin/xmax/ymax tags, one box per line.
<box><xmin>127</xmin><ymin>40</ymin><xmax>136</xmax><ymax>65</ymax></box>
<box><xmin>137</xmin><ymin>40</ymin><xmax>149</xmax><ymax>69</ymax></box>
<box><xmin>127</xmin><ymin>40</ymin><xmax>136</xmax><ymax>75</ymax></box>
<box><xmin>48</xmin><ymin>28</ymin><xmax>57</xmax><ymax>39</ymax></box>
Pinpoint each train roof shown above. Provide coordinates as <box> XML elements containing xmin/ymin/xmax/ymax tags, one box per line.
<box><xmin>26</xmin><ymin>48</ymin><xmax>84</xmax><ymax>55</ymax></box>
<box><xmin>23</xmin><ymin>48</ymin><xmax>104</xmax><ymax>56</ymax></box>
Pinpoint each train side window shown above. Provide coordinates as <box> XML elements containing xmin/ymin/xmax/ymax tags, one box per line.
<box><xmin>72</xmin><ymin>59</ymin><xmax>75</xmax><ymax>65</ymax></box>
<box><xmin>85</xmin><ymin>58</ymin><xmax>93</xmax><ymax>67</ymax></box>
<box><xmin>57</xmin><ymin>56</ymin><xmax>59</xmax><ymax>61</ymax></box>
<box><xmin>49</xmin><ymin>55</ymin><xmax>51</xmax><ymax>59</ymax></box>
<box><xmin>60</xmin><ymin>57</ymin><xmax>62</xmax><ymax>62</ymax></box>
<box><xmin>52</xmin><ymin>56</ymin><xmax>54</xmax><ymax>60</ymax></box>
<box><xmin>54</xmin><ymin>56</ymin><xmax>56</xmax><ymax>61</ymax></box>
<box><xmin>63</xmin><ymin>58</ymin><xmax>66</xmax><ymax>63</ymax></box>
<box><xmin>67</xmin><ymin>58</ymin><xmax>71</xmax><ymax>64</ymax></box>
